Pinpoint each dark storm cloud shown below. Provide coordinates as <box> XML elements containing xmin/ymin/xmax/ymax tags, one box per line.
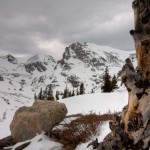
<box><xmin>0</xmin><ymin>0</ymin><xmax>134</xmax><ymax>59</ymax></box>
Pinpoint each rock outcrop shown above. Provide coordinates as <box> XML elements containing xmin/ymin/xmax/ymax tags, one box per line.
<box><xmin>7</xmin><ymin>54</ymin><xmax>18</xmax><ymax>64</ymax></box>
<box><xmin>24</xmin><ymin>54</ymin><xmax>56</xmax><ymax>73</ymax></box>
<box><xmin>10</xmin><ymin>100</ymin><xmax>67</xmax><ymax>142</ymax></box>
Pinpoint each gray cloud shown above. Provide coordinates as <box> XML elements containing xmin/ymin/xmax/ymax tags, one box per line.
<box><xmin>0</xmin><ymin>0</ymin><xmax>134</xmax><ymax>60</ymax></box>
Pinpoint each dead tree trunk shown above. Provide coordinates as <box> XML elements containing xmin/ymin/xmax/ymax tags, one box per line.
<box><xmin>131</xmin><ymin>0</ymin><xmax>150</xmax><ymax>79</ymax></box>
<box><xmin>124</xmin><ymin>0</ymin><xmax>150</xmax><ymax>146</ymax></box>
<box><xmin>88</xmin><ymin>0</ymin><xmax>150</xmax><ymax>149</ymax></box>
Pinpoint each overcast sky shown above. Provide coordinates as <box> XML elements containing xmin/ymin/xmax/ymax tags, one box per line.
<box><xmin>0</xmin><ymin>0</ymin><xmax>134</xmax><ymax>60</ymax></box>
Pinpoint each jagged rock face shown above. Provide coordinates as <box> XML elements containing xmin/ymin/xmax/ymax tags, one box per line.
<box><xmin>25</xmin><ymin>61</ymin><xmax>47</xmax><ymax>73</ymax></box>
<box><xmin>67</xmin><ymin>74</ymin><xmax>80</xmax><ymax>87</ymax></box>
<box><xmin>10</xmin><ymin>100</ymin><xmax>67</xmax><ymax>142</ymax></box>
<box><xmin>70</xmin><ymin>42</ymin><xmax>87</xmax><ymax>61</ymax></box>
<box><xmin>24</xmin><ymin>54</ymin><xmax>56</xmax><ymax>73</ymax></box>
<box><xmin>7</xmin><ymin>54</ymin><xmax>18</xmax><ymax>64</ymax></box>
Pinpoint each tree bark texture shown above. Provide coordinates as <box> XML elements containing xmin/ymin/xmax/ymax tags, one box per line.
<box><xmin>125</xmin><ymin>0</ymin><xmax>150</xmax><ymax>143</ymax></box>
<box><xmin>131</xmin><ymin>0</ymin><xmax>150</xmax><ymax>79</ymax></box>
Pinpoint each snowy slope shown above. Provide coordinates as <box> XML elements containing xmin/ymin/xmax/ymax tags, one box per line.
<box><xmin>3</xmin><ymin>90</ymin><xmax>128</xmax><ymax>150</ymax></box>
<box><xmin>0</xmin><ymin>42</ymin><xmax>136</xmax><ymax>148</ymax></box>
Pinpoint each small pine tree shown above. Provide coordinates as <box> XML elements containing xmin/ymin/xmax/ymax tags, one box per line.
<box><xmin>55</xmin><ymin>91</ymin><xmax>59</xmax><ymax>100</ymax></box>
<box><xmin>72</xmin><ymin>89</ymin><xmax>75</xmax><ymax>96</ymax></box>
<box><xmin>47</xmin><ymin>85</ymin><xmax>54</xmax><ymax>100</ymax></box>
<box><xmin>34</xmin><ymin>93</ymin><xmax>37</xmax><ymax>101</ymax></box>
<box><xmin>76</xmin><ymin>88</ymin><xmax>80</xmax><ymax>95</ymax></box>
<box><xmin>111</xmin><ymin>75</ymin><xmax>118</xmax><ymax>91</ymax></box>
<box><xmin>68</xmin><ymin>91</ymin><xmax>72</xmax><ymax>97</ymax></box>
<box><xmin>91</xmin><ymin>89</ymin><xmax>94</xmax><ymax>93</ymax></box>
<box><xmin>101</xmin><ymin>67</ymin><xmax>112</xmax><ymax>92</ymax></box>
<box><xmin>38</xmin><ymin>88</ymin><xmax>43</xmax><ymax>100</ymax></box>
<box><xmin>62</xmin><ymin>86</ymin><xmax>69</xmax><ymax>99</ymax></box>
<box><xmin>43</xmin><ymin>87</ymin><xmax>48</xmax><ymax>100</ymax></box>
<box><xmin>80</xmin><ymin>82</ymin><xmax>85</xmax><ymax>95</ymax></box>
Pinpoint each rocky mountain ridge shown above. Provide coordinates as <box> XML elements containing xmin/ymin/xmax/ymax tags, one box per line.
<box><xmin>0</xmin><ymin>42</ymin><xmax>136</xmax><ymax>99</ymax></box>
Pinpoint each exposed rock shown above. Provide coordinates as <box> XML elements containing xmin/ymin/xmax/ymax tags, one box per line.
<box><xmin>7</xmin><ymin>54</ymin><xmax>18</xmax><ymax>64</ymax></box>
<box><xmin>67</xmin><ymin>74</ymin><xmax>80</xmax><ymax>87</ymax></box>
<box><xmin>10</xmin><ymin>100</ymin><xmax>67</xmax><ymax>142</ymax></box>
<box><xmin>24</xmin><ymin>54</ymin><xmax>56</xmax><ymax>73</ymax></box>
<box><xmin>25</xmin><ymin>61</ymin><xmax>47</xmax><ymax>73</ymax></box>
<box><xmin>0</xmin><ymin>75</ymin><xmax>4</xmax><ymax>81</ymax></box>
<box><xmin>0</xmin><ymin>136</ymin><xmax>15</xmax><ymax>149</ymax></box>
<box><xmin>11</xmin><ymin>73</ymin><xmax>20</xmax><ymax>78</ymax></box>
<box><xmin>63</xmin><ymin>63</ymin><xmax>72</xmax><ymax>71</ymax></box>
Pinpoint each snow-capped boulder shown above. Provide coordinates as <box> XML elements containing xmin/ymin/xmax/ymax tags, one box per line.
<box><xmin>10</xmin><ymin>100</ymin><xmax>67</xmax><ymax>142</ymax></box>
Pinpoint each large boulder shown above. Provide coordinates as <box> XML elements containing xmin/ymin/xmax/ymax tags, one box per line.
<box><xmin>10</xmin><ymin>100</ymin><xmax>67</xmax><ymax>142</ymax></box>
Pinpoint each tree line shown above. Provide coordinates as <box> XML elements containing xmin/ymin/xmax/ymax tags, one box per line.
<box><xmin>34</xmin><ymin>66</ymin><xmax>118</xmax><ymax>100</ymax></box>
<box><xmin>62</xmin><ymin>82</ymin><xmax>85</xmax><ymax>99</ymax></box>
<box><xmin>34</xmin><ymin>82</ymin><xmax>85</xmax><ymax>101</ymax></box>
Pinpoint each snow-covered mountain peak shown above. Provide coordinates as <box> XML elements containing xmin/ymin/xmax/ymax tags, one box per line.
<box><xmin>58</xmin><ymin>42</ymin><xmax>135</xmax><ymax>71</ymax></box>
<box><xmin>23</xmin><ymin>54</ymin><xmax>56</xmax><ymax>73</ymax></box>
<box><xmin>25</xmin><ymin>54</ymin><xmax>56</xmax><ymax>65</ymax></box>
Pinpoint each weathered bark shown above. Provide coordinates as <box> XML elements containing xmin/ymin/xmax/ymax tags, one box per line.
<box><xmin>131</xmin><ymin>0</ymin><xmax>150</xmax><ymax>79</ymax></box>
<box><xmin>124</xmin><ymin>0</ymin><xmax>150</xmax><ymax>145</ymax></box>
<box><xmin>88</xmin><ymin>0</ymin><xmax>150</xmax><ymax>149</ymax></box>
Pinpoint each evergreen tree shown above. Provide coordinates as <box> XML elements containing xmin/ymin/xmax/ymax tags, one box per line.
<box><xmin>76</xmin><ymin>88</ymin><xmax>80</xmax><ymax>95</ymax></box>
<box><xmin>34</xmin><ymin>93</ymin><xmax>37</xmax><ymax>101</ymax></box>
<box><xmin>47</xmin><ymin>85</ymin><xmax>54</xmax><ymax>100</ymax></box>
<box><xmin>72</xmin><ymin>89</ymin><xmax>75</xmax><ymax>96</ymax></box>
<box><xmin>55</xmin><ymin>91</ymin><xmax>59</xmax><ymax>100</ymax></box>
<box><xmin>80</xmin><ymin>82</ymin><xmax>85</xmax><ymax>95</ymax></box>
<box><xmin>68</xmin><ymin>91</ymin><xmax>72</xmax><ymax>97</ymax></box>
<box><xmin>111</xmin><ymin>75</ymin><xmax>118</xmax><ymax>91</ymax></box>
<box><xmin>38</xmin><ymin>88</ymin><xmax>43</xmax><ymax>100</ymax></box>
<box><xmin>91</xmin><ymin>89</ymin><xmax>94</xmax><ymax>93</ymax></box>
<box><xmin>43</xmin><ymin>87</ymin><xmax>48</xmax><ymax>100</ymax></box>
<box><xmin>62</xmin><ymin>86</ymin><xmax>68</xmax><ymax>99</ymax></box>
<box><xmin>101</xmin><ymin>67</ymin><xmax>112</xmax><ymax>92</ymax></box>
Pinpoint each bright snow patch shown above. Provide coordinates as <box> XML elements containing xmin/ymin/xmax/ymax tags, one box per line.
<box><xmin>60</xmin><ymin>90</ymin><xmax>128</xmax><ymax>115</ymax></box>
